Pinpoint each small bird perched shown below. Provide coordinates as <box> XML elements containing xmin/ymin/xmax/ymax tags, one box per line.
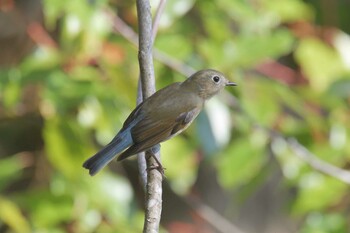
<box><xmin>83</xmin><ymin>69</ymin><xmax>236</xmax><ymax>176</ymax></box>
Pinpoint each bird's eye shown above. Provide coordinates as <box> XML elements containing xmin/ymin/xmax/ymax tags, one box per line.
<box><xmin>212</xmin><ymin>75</ymin><xmax>220</xmax><ymax>83</ymax></box>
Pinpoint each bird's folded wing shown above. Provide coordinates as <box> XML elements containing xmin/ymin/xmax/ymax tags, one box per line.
<box><xmin>117</xmin><ymin>108</ymin><xmax>200</xmax><ymax>161</ymax></box>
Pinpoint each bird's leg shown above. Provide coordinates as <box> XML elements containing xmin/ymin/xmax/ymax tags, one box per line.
<box><xmin>146</xmin><ymin>144</ymin><xmax>166</xmax><ymax>177</ymax></box>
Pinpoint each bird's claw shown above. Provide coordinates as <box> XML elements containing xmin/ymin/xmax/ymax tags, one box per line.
<box><xmin>147</xmin><ymin>164</ymin><xmax>166</xmax><ymax>178</ymax></box>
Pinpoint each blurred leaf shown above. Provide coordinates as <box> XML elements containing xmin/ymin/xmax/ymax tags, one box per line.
<box><xmin>328</xmin><ymin>78</ymin><xmax>350</xmax><ymax>98</ymax></box>
<box><xmin>31</xmin><ymin>198</ymin><xmax>73</xmax><ymax>229</ymax></box>
<box><xmin>20</xmin><ymin>48</ymin><xmax>62</xmax><ymax>78</ymax></box>
<box><xmin>44</xmin><ymin>117</ymin><xmax>91</xmax><ymax>178</ymax></box>
<box><xmin>301</xmin><ymin>212</ymin><xmax>347</xmax><ymax>233</ymax></box>
<box><xmin>162</xmin><ymin>137</ymin><xmax>197</xmax><ymax>194</ymax></box>
<box><xmin>295</xmin><ymin>38</ymin><xmax>345</xmax><ymax>92</ymax></box>
<box><xmin>216</xmin><ymin>0</ymin><xmax>260</xmax><ymax>25</ymax></box>
<box><xmin>217</xmin><ymin>132</ymin><xmax>267</xmax><ymax>188</ymax></box>
<box><xmin>235</xmin><ymin>29</ymin><xmax>294</xmax><ymax>67</ymax></box>
<box><xmin>155</xmin><ymin>34</ymin><xmax>192</xmax><ymax>60</ymax></box>
<box><xmin>200</xmin><ymin>1</ymin><xmax>233</xmax><ymax>41</ymax></box>
<box><xmin>0</xmin><ymin>156</ymin><xmax>23</xmax><ymax>191</ymax></box>
<box><xmin>2</xmin><ymin>69</ymin><xmax>21</xmax><ymax>109</ymax></box>
<box><xmin>15</xmin><ymin>189</ymin><xmax>74</xmax><ymax>229</ymax></box>
<box><xmin>264</xmin><ymin>0</ymin><xmax>314</xmax><ymax>22</ymax></box>
<box><xmin>241</xmin><ymin>78</ymin><xmax>281</xmax><ymax>126</ymax></box>
<box><xmin>293</xmin><ymin>174</ymin><xmax>347</xmax><ymax>214</ymax></box>
<box><xmin>0</xmin><ymin>196</ymin><xmax>31</xmax><ymax>233</ymax></box>
<box><xmin>83</xmin><ymin>173</ymin><xmax>133</xmax><ymax>213</ymax></box>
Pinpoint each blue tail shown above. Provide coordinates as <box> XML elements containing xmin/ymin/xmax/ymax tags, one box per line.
<box><xmin>83</xmin><ymin>131</ymin><xmax>133</xmax><ymax>176</ymax></box>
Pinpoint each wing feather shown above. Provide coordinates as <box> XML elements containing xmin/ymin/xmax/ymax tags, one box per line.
<box><xmin>117</xmin><ymin>108</ymin><xmax>201</xmax><ymax>161</ymax></box>
<box><xmin>117</xmin><ymin>121</ymin><xmax>174</xmax><ymax>160</ymax></box>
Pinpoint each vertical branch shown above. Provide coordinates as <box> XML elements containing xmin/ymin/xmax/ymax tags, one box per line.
<box><xmin>136</xmin><ymin>0</ymin><xmax>163</xmax><ymax>232</ymax></box>
<box><xmin>137</xmin><ymin>0</ymin><xmax>168</xmax><ymax>191</ymax></box>
<box><xmin>137</xmin><ymin>0</ymin><xmax>155</xmax><ymax>97</ymax></box>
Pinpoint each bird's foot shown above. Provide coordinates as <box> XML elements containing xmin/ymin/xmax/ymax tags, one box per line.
<box><xmin>147</xmin><ymin>164</ymin><xmax>166</xmax><ymax>178</ymax></box>
<box><xmin>147</xmin><ymin>145</ymin><xmax>166</xmax><ymax>178</ymax></box>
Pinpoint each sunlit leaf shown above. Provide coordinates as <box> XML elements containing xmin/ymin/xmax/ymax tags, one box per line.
<box><xmin>295</xmin><ymin>38</ymin><xmax>345</xmax><ymax>92</ymax></box>
<box><xmin>301</xmin><ymin>212</ymin><xmax>347</xmax><ymax>233</ymax></box>
<box><xmin>217</xmin><ymin>135</ymin><xmax>267</xmax><ymax>188</ymax></box>
<box><xmin>44</xmin><ymin>117</ymin><xmax>91</xmax><ymax>178</ymax></box>
<box><xmin>264</xmin><ymin>0</ymin><xmax>314</xmax><ymax>22</ymax></box>
<box><xmin>292</xmin><ymin>174</ymin><xmax>347</xmax><ymax>214</ymax></box>
<box><xmin>155</xmin><ymin>34</ymin><xmax>193</xmax><ymax>61</ymax></box>
<box><xmin>162</xmin><ymin>137</ymin><xmax>197</xmax><ymax>194</ymax></box>
<box><xmin>0</xmin><ymin>156</ymin><xmax>23</xmax><ymax>191</ymax></box>
<box><xmin>0</xmin><ymin>197</ymin><xmax>31</xmax><ymax>233</ymax></box>
<box><xmin>241</xmin><ymin>78</ymin><xmax>281</xmax><ymax>126</ymax></box>
<box><xmin>235</xmin><ymin>29</ymin><xmax>294</xmax><ymax>67</ymax></box>
<box><xmin>2</xmin><ymin>69</ymin><xmax>21</xmax><ymax>109</ymax></box>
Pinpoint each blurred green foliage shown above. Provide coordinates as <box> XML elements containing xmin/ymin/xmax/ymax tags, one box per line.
<box><xmin>1</xmin><ymin>0</ymin><xmax>350</xmax><ymax>232</ymax></box>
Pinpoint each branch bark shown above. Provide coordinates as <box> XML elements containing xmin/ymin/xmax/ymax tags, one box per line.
<box><xmin>137</xmin><ymin>0</ymin><xmax>168</xmax><ymax>191</ymax></box>
<box><xmin>136</xmin><ymin>0</ymin><xmax>163</xmax><ymax>232</ymax></box>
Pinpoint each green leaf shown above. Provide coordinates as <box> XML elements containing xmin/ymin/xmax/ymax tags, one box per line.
<box><xmin>241</xmin><ymin>78</ymin><xmax>281</xmax><ymax>126</ymax></box>
<box><xmin>0</xmin><ymin>156</ymin><xmax>23</xmax><ymax>191</ymax></box>
<box><xmin>217</xmin><ymin>133</ymin><xmax>267</xmax><ymax>188</ymax></box>
<box><xmin>295</xmin><ymin>38</ymin><xmax>345</xmax><ymax>92</ymax></box>
<box><xmin>2</xmin><ymin>69</ymin><xmax>21</xmax><ymax>109</ymax></box>
<box><xmin>264</xmin><ymin>0</ymin><xmax>314</xmax><ymax>22</ymax></box>
<box><xmin>44</xmin><ymin>117</ymin><xmax>91</xmax><ymax>178</ymax></box>
<box><xmin>0</xmin><ymin>197</ymin><xmax>31</xmax><ymax>233</ymax></box>
<box><xmin>328</xmin><ymin>78</ymin><xmax>350</xmax><ymax>98</ymax></box>
<box><xmin>235</xmin><ymin>29</ymin><xmax>294</xmax><ymax>67</ymax></box>
<box><xmin>155</xmin><ymin>34</ymin><xmax>192</xmax><ymax>60</ymax></box>
<box><xmin>162</xmin><ymin>137</ymin><xmax>197</xmax><ymax>194</ymax></box>
<box><xmin>301</xmin><ymin>212</ymin><xmax>347</xmax><ymax>233</ymax></box>
<box><xmin>292</xmin><ymin>174</ymin><xmax>347</xmax><ymax>214</ymax></box>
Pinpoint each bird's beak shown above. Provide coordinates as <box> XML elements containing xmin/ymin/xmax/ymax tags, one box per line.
<box><xmin>226</xmin><ymin>81</ymin><xmax>237</xmax><ymax>86</ymax></box>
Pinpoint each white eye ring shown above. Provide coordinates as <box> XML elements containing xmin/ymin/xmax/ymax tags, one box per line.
<box><xmin>212</xmin><ymin>75</ymin><xmax>220</xmax><ymax>83</ymax></box>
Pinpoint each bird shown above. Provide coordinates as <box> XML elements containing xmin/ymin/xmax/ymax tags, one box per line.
<box><xmin>83</xmin><ymin>69</ymin><xmax>236</xmax><ymax>176</ymax></box>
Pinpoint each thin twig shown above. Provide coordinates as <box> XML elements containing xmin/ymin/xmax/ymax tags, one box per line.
<box><xmin>112</xmin><ymin>15</ymin><xmax>138</xmax><ymax>45</ymax></box>
<box><xmin>153</xmin><ymin>49</ymin><xmax>195</xmax><ymax>76</ymax></box>
<box><xmin>287</xmin><ymin>138</ymin><xmax>350</xmax><ymax>184</ymax></box>
<box><xmin>136</xmin><ymin>0</ymin><xmax>163</xmax><ymax>232</ymax></box>
<box><xmin>257</xmin><ymin>123</ymin><xmax>350</xmax><ymax>185</ymax></box>
<box><xmin>152</xmin><ymin>0</ymin><xmax>167</xmax><ymax>43</ymax></box>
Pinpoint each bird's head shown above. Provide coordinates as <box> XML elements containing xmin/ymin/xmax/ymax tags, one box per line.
<box><xmin>183</xmin><ymin>69</ymin><xmax>236</xmax><ymax>99</ymax></box>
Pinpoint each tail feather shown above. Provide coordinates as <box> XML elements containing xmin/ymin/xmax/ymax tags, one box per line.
<box><xmin>83</xmin><ymin>132</ymin><xmax>132</xmax><ymax>176</ymax></box>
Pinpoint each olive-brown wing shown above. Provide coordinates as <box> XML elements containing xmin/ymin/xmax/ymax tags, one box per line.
<box><xmin>117</xmin><ymin>108</ymin><xmax>200</xmax><ymax>161</ymax></box>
